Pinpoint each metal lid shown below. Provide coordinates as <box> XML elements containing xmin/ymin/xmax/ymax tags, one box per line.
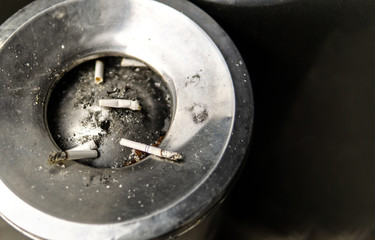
<box><xmin>0</xmin><ymin>0</ymin><xmax>253</xmax><ymax>239</ymax></box>
<box><xmin>190</xmin><ymin>0</ymin><xmax>296</xmax><ymax>7</ymax></box>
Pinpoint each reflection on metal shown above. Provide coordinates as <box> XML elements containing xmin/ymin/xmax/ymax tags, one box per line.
<box><xmin>191</xmin><ymin>0</ymin><xmax>296</xmax><ymax>7</ymax></box>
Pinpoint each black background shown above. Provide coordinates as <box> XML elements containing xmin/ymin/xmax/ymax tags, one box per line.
<box><xmin>190</xmin><ymin>1</ymin><xmax>375</xmax><ymax>239</ymax></box>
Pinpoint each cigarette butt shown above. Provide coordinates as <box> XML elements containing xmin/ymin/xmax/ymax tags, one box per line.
<box><xmin>99</xmin><ymin>99</ymin><xmax>141</xmax><ymax>111</ymax></box>
<box><xmin>94</xmin><ymin>60</ymin><xmax>104</xmax><ymax>84</ymax></box>
<box><xmin>120</xmin><ymin>58</ymin><xmax>147</xmax><ymax>68</ymax></box>
<box><xmin>48</xmin><ymin>150</ymin><xmax>98</xmax><ymax>165</ymax></box>
<box><xmin>119</xmin><ymin>138</ymin><xmax>182</xmax><ymax>161</ymax></box>
<box><xmin>65</xmin><ymin>150</ymin><xmax>98</xmax><ymax>160</ymax></box>
<box><xmin>69</xmin><ymin>140</ymin><xmax>98</xmax><ymax>151</ymax></box>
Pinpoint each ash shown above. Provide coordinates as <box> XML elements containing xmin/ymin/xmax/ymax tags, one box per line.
<box><xmin>48</xmin><ymin>57</ymin><xmax>172</xmax><ymax>168</ymax></box>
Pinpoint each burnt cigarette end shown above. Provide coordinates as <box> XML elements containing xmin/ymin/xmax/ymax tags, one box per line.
<box><xmin>48</xmin><ymin>151</ymin><xmax>67</xmax><ymax>165</ymax></box>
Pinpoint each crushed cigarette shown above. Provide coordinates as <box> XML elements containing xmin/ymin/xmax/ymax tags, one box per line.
<box><xmin>120</xmin><ymin>58</ymin><xmax>147</xmax><ymax>68</ymax></box>
<box><xmin>94</xmin><ymin>60</ymin><xmax>104</xmax><ymax>84</ymax></box>
<box><xmin>48</xmin><ymin>150</ymin><xmax>98</xmax><ymax>165</ymax></box>
<box><xmin>99</xmin><ymin>99</ymin><xmax>142</xmax><ymax>111</ymax></box>
<box><xmin>119</xmin><ymin>138</ymin><xmax>182</xmax><ymax>161</ymax></box>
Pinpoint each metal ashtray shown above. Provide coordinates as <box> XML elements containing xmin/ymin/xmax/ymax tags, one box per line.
<box><xmin>0</xmin><ymin>0</ymin><xmax>253</xmax><ymax>239</ymax></box>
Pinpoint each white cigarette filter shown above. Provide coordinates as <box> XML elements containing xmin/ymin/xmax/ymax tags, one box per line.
<box><xmin>65</xmin><ymin>150</ymin><xmax>98</xmax><ymax>160</ymax></box>
<box><xmin>119</xmin><ymin>138</ymin><xmax>182</xmax><ymax>161</ymax></box>
<box><xmin>69</xmin><ymin>140</ymin><xmax>98</xmax><ymax>151</ymax></box>
<box><xmin>94</xmin><ymin>60</ymin><xmax>104</xmax><ymax>84</ymax></box>
<box><xmin>120</xmin><ymin>58</ymin><xmax>147</xmax><ymax>68</ymax></box>
<box><xmin>99</xmin><ymin>99</ymin><xmax>142</xmax><ymax>111</ymax></box>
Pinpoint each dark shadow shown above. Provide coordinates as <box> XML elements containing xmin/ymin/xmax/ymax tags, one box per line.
<box><xmin>188</xmin><ymin>0</ymin><xmax>375</xmax><ymax>239</ymax></box>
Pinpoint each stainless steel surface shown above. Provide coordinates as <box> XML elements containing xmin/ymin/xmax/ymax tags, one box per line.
<box><xmin>191</xmin><ymin>0</ymin><xmax>296</xmax><ymax>7</ymax></box>
<box><xmin>0</xmin><ymin>217</ymin><xmax>29</xmax><ymax>240</ymax></box>
<box><xmin>0</xmin><ymin>0</ymin><xmax>252</xmax><ymax>239</ymax></box>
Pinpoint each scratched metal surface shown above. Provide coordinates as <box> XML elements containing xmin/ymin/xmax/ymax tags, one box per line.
<box><xmin>0</xmin><ymin>2</ymin><xmax>32</xmax><ymax>240</ymax></box>
<box><xmin>0</xmin><ymin>3</ymin><xmax>33</xmax><ymax>240</ymax></box>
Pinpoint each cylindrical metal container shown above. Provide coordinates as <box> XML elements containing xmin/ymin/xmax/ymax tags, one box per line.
<box><xmin>0</xmin><ymin>0</ymin><xmax>253</xmax><ymax>239</ymax></box>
